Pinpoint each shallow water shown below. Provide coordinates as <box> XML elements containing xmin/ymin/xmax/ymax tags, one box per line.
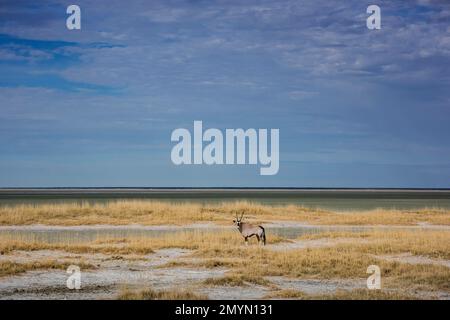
<box><xmin>1</xmin><ymin>189</ymin><xmax>450</xmax><ymax>211</ymax></box>
<box><xmin>0</xmin><ymin>225</ymin><xmax>374</xmax><ymax>243</ymax></box>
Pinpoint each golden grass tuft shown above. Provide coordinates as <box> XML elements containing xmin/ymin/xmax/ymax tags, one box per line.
<box><xmin>264</xmin><ymin>289</ymin><xmax>308</xmax><ymax>299</ymax></box>
<box><xmin>202</xmin><ymin>273</ymin><xmax>271</xmax><ymax>287</ymax></box>
<box><xmin>312</xmin><ymin>289</ymin><xmax>420</xmax><ymax>300</ymax></box>
<box><xmin>117</xmin><ymin>287</ymin><xmax>207</xmax><ymax>300</ymax></box>
<box><xmin>0</xmin><ymin>260</ymin><xmax>94</xmax><ymax>277</ymax></box>
<box><xmin>265</xmin><ymin>288</ymin><xmax>419</xmax><ymax>300</ymax></box>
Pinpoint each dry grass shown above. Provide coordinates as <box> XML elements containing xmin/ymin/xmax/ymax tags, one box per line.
<box><xmin>0</xmin><ymin>201</ymin><xmax>215</xmax><ymax>226</ymax></box>
<box><xmin>202</xmin><ymin>274</ymin><xmax>271</xmax><ymax>287</ymax></box>
<box><xmin>0</xmin><ymin>228</ymin><xmax>448</xmax><ymax>296</ymax></box>
<box><xmin>318</xmin><ymin>289</ymin><xmax>421</xmax><ymax>300</ymax></box>
<box><xmin>88</xmin><ymin>229</ymin><xmax>450</xmax><ymax>293</ymax></box>
<box><xmin>0</xmin><ymin>230</ymin><xmax>285</xmax><ymax>256</ymax></box>
<box><xmin>0</xmin><ymin>200</ymin><xmax>448</xmax><ymax>226</ymax></box>
<box><xmin>191</xmin><ymin>230</ymin><xmax>450</xmax><ymax>292</ymax></box>
<box><xmin>314</xmin><ymin>208</ymin><xmax>450</xmax><ymax>226</ymax></box>
<box><xmin>0</xmin><ymin>238</ymin><xmax>155</xmax><ymax>256</ymax></box>
<box><xmin>298</xmin><ymin>230</ymin><xmax>450</xmax><ymax>259</ymax></box>
<box><xmin>264</xmin><ymin>289</ymin><xmax>308</xmax><ymax>299</ymax></box>
<box><xmin>265</xmin><ymin>289</ymin><xmax>419</xmax><ymax>300</ymax></box>
<box><xmin>0</xmin><ymin>260</ymin><xmax>94</xmax><ymax>277</ymax></box>
<box><xmin>117</xmin><ymin>287</ymin><xmax>207</xmax><ymax>300</ymax></box>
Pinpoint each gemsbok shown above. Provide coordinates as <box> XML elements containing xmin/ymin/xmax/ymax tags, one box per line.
<box><xmin>233</xmin><ymin>212</ymin><xmax>266</xmax><ymax>246</ymax></box>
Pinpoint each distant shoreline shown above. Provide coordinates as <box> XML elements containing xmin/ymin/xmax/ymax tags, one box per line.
<box><xmin>1</xmin><ymin>187</ymin><xmax>450</xmax><ymax>193</ymax></box>
<box><xmin>0</xmin><ymin>188</ymin><xmax>450</xmax><ymax>197</ymax></box>
<box><xmin>1</xmin><ymin>188</ymin><xmax>449</xmax><ymax>211</ymax></box>
<box><xmin>1</xmin><ymin>187</ymin><xmax>450</xmax><ymax>191</ymax></box>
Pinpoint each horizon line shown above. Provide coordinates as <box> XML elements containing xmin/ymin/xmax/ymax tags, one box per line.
<box><xmin>1</xmin><ymin>187</ymin><xmax>450</xmax><ymax>191</ymax></box>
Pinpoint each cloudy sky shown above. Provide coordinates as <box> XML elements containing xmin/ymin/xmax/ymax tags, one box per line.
<box><xmin>0</xmin><ymin>0</ymin><xmax>449</xmax><ymax>187</ymax></box>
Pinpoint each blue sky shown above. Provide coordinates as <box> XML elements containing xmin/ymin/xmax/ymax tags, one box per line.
<box><xmin>0</xmin><ymin>0</ymin><xmax>449</xmax><ymax>187</ymax></box>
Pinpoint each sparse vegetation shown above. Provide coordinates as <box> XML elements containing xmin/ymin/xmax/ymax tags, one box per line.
<box><xmin>0</xmin><ymin>200</ymin><xmax>448</xmax><ymax>226</ymax></box>
<box><xmin>202</xmin><ymin>274</ymin><xmax>271</xmax><ymax>287</ymax></box>
<box><xmin>264</xmin><ymin>289</ymin><xmax>307</xmax><ymax>299</ymax></box>
<box><xmin>298</xmin><ymin>230</ymin><xmax>450</xmax><ymax>259</ymax></box>
<box><xmin>0</xmin><ymin>212</ymin><xmax>448</xmax><ymax>299</ymax></box>
<box><xmin>0</xmin><ymin>230</ymin><xmax>284</xmax><ymax>256</ymax></box>
<box><xmin>117</xmin><ymin>287</ymin><xmax>207</xmax><ymax>300</ymax></box>
<box><xmin>265</xmin><ymin>289</ymin><xmax>419</xmax><ymax>300</ymax></box>
<box><xmin>0</xmin><ymin>260</ymin><xmax>94</xmax><ymax>277</ymax></box>
<box><xmin>317</xmin><ymin>289</ymin><xmax>424</xmax><ymax>300</ymax></box>
<box><xmin>2</xmin><ymin>228</ymin><xmax>448</xmax><ymax>294</ymax></box>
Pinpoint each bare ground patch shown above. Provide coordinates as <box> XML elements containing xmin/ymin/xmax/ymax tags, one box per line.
<box><xmin>265</xmin><ymin>276</ymin><xmax>366</xmax><ymax>295</ymax></box>
<box><xmin>0</xmin><ymin>248</ymin><xmax>226</xmax><ymax>300</ymax></box>
<box><xmin>196</xmin><ymin>284</ymin><xmax>270</xmax><ymax>300</ymax></box>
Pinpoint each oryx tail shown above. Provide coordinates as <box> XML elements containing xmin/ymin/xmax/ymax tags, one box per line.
<box><xmin>259</xmin><ymin>226</ymin><xmax>266</xmax><ymax>245</ymax></box>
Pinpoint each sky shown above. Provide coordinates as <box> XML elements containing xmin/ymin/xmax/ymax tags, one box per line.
<box><xmin>0</xmin><ymin>0</ymin><xmax>449</xmax><ymax>188</ymax></box>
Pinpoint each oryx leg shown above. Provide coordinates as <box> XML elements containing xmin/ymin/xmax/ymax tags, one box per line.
<box><xmin>256</xmin><ymin>235</ymin><xmax>260</xmax><ymax>245</ymax></box>
<box><xmin>244</xmin><ymin>237</ymin><xmax>248</xmax><ymax>246</ymax></box>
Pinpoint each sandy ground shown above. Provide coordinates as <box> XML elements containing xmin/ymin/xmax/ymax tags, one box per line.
<box><xmin>0</xmin><ymin>248</ymin><xmax>227</xmax><ymax>300</ymax></box>
<box><xmin>266</xmin><ymin>276</ymin><xmax>366</xmax><ymax>295</ymax></box>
